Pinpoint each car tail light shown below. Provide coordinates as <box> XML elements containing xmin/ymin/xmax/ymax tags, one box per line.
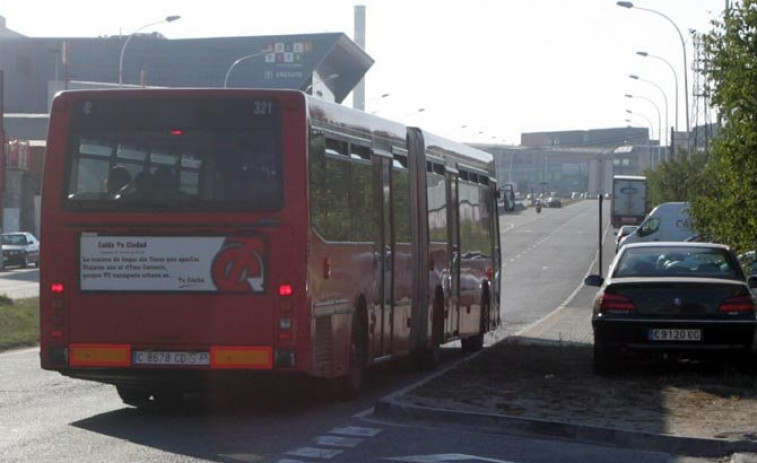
<box><xmin>599</xmin><ymin>292</ymin><xmax>635</xmax><ymax>314</ymax></box>
<box><xmin>719</xmin><ymin>295</ymin><xmax>756</xmax><ymax>313</ymax></box>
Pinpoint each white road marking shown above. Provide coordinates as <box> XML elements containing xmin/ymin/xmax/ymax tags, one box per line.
<box><xmin>384</xmin><ymin>454</ymin><xmax>516</xmax><ymax>463</ymax></box>
<box><xmin>284</xmin><ymin>447</ymin><xmax>342</xmax><ymax>459</ymax></box>
<box><xmin>330</xmin><ymin>425</ymin><xmax>383</xmax><ymax>437</ymax></box>
<box><xmin>314</xmin><ymin>435</ymin><xmax>363</xmax><ymax>448</ymax></box>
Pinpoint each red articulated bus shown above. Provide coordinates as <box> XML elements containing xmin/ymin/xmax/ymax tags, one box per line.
<box><xmin>40</xmin><ymin>89</ymin><xmax>501</xmax><ymax>406</ymax></box>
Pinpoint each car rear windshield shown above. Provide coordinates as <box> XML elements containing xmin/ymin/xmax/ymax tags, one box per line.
<box><xmin>62</xmin><ymin>96</ymin><xmax>283</xmax><ymax>212</ymax></box>
<box><xmin>614</xmin><ymin>246</ymin><xmax>743</xmax><ymax>280</ymax></box>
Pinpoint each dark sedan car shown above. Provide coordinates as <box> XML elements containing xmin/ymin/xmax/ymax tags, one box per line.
<box><xmin>545</xmin><ymin>197</ymin><xmax>562</xmax><ymax>208</ymax></box>
<box><xmin>1</xmin><ymin>232</ymin><xmax>40</xmax><ymax>268</ymax></box>
<box><xmin>585</xmin><ymin>242</ymin><xmax>757</xmax><ymax>374</ymax></box>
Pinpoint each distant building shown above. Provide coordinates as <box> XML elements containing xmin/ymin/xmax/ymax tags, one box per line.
<box><xmin>0</xmin><ymin>16</ymin><xmax>373</xmax><ymax>139</ymax></box>
<box><xmin>0</xmin><ymin>15</ymin><xmax>374</xmax><ymax>233</ymax></box>
<box><xmin>478</xmin><ymin>127</ymin><xmax>665</xmax><ymax>196</ymax></box>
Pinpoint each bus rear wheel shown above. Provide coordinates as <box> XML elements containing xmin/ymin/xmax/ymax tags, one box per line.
<box><xmin>416</xmin><ymin>292</ymin><xmax>444</xmax><ymax>370</ymax></box>
<box><xmin>116</xmin><ymin>385</ymin><xmax>151</xmax><ymax>407</ymax></box>
<box><xmin>340</xmin><ymin>310</ymin><xmax>367</xmax><ymax>400</ymax></box>
<box><xmin>461</xmin><ymin>295</ymin><xmax>488</xmax><ymax>353</ymax></box>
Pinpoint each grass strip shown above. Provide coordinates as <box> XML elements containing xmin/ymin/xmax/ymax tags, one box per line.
<box><xmin>0</xmin><ymin>296</ymin><xmax>39</xmax><ymax>351</ymax></box>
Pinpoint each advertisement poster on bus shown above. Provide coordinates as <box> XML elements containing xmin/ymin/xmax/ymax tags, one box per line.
<box><xmin>79</xmin><ymin>235</ymin><xmax>267</xmax><ymax>293</ymax></box>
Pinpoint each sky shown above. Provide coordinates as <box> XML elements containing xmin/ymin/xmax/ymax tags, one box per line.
<box><xmin>0</xmin><ymin>0</ymin><xmax>727</xmax><ymax>145</ymax></box>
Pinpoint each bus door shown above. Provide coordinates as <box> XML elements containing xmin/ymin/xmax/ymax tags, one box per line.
<box><xmin>446</xmin><ymin>170</ymin><xmax>461</xmax><ymax>337</ymax></box>
<box><xmin>373</xmin><ymin>153</ymin><xmax>394</xmax><ymax>359</ymax></box>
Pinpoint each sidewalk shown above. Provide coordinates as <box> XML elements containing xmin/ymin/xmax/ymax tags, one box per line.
<box><xmin>373</xmin><ymin>304</ymin><xmax>757</xmax><ymax>460</ymax></box>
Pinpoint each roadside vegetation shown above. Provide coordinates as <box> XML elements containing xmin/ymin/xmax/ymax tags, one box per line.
<box><xmin>0</xmin><ymin>296</ymin><xmax>39</xmax><ymax>351</ymax></box>
<box><xmin>644</xmin><ymin>0</ymin><xmax>757</xmax><ymax>253</ymax></box>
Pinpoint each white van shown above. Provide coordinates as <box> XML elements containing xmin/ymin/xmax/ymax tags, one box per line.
<box><xmin>618</xmin><ymin>202</ymin><xmax>693</xmax><ymax>248</ymax></box>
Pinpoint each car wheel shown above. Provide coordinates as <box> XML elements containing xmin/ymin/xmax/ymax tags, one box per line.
<box><xmin>593</xmin><ymin>334</ymin><xmax>619</xmax><ymax>375</ymax></box>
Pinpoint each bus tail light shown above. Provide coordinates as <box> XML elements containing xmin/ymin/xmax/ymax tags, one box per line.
<box><xmin>210</xmin><ymin>346</ymin><xmax>272</xmax><ymax>369</ymax></box>
<box><xmin>278</xmin><ymin>284</ymin><xmax>293</xmax><ymax>296</ymax></box>
<box><xmin>51</xmin><ymin>283</ymin><xmax>65</xmax><ymax>294</ymax></box>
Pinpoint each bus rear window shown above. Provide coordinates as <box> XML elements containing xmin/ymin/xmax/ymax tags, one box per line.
<box><xmin>63</xmin><ymin>97</ymin><xmax>283</xmax><ymax>212</ymax></box>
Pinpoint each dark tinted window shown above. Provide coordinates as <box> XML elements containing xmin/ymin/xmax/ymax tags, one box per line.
<box><xmin>614</xmin><ymin>246</ymin><xmax>741</xmax><ymax>279</ymax></box>
<box><xmin>64</xmin><ymin>97</ymin><xmax>283</xmax><ymax>212</ymax></box>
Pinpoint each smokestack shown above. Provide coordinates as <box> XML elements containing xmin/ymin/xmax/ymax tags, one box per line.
<box><xmin>353</xmin><ymin>5</ymin><xmax>366</xmax><ymax>111</ymax></box>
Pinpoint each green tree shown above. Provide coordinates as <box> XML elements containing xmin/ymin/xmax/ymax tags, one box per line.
<box><xmin>689</xmin><ymin>0</ymin><xmax>757</xmax><ymax>252</ymax></box>
<box><xmin>692</xmin><ymin>0</ymin><xmax>757</xmax><ymax>251</ymax></box>
<box><xmin>644</xmin><ymin>153</ymin><xmax>707</xmax><ymax>207</ymax></box>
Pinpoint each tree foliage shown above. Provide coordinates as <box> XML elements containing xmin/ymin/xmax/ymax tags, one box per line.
<box><xmin>644</xmin><ymin>153</ymin><xmax>708</xmax><ymax>208</ymax></box>
<box><xmin>688</xmin><ymin>0</ymin><xmax>757</xmax><ymax>253</ymax></box>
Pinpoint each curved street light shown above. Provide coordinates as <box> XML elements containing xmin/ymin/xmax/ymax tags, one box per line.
<box><xmin>637</xmin><ymin>51</ymin><xmax>679</xmax><ymax>132</ymax></box>
<box><xmin>401</xmin><ymin>107</ymin><xmax>425</xmax><ymax>122</ymax></box>
<box><xmin>629</xmin><ymin>74</ymin><xmax>669</xmax><ymax>145</ymax></box>
<box><xmin>224</xmin><ymin>49</ymin><xmax>269</xmax><ymax>88</ymax></box>
<box><xmin>617</xmin><ymin>2</ymin><xmax>689</xmax><ymax>135</ymax></box>
<box><xmin>119</xmin><ymin>15</ymin><xmax>180</xmax><ymax>87</ymax></box>
<box><xmin>625</xmin><ymin>94</ymin><xmax>661</xmax><ymax>144</ymax></box>
<box><xmin>625</xmin><ymin>109</ymin><xmax>655</xmax><ymax>142</ymax></box>
<box><xmin>305</xmin><ymin>73</ymin><xmax>339</xmax><ymax>94</ymax></box>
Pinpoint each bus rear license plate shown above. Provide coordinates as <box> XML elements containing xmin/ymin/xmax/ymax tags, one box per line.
<box><xmin>648</xmin><ymin>329</ymin><xmax>702</xmax><ymax>342</ymax></box>
<box><xmin>133</xmin><ymin>351</ymin><xmax>210</xmax><ymax>366</ymax></box>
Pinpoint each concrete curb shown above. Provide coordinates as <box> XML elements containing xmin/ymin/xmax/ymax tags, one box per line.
<box><xmin>373</xmin><ymin>395</ymin><xmax>757</xmax><ymax>458</ymax></box>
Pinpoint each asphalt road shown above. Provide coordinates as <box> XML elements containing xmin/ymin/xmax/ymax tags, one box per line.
<box><xmin>494</xmin><ymin>199</ymin><xmax>612</xmax><ymax>341</ymax></box>
<box><xmin>0</xmin><ymin>200</ymin><xmax>713</xmax><ymax>463</ymax></box>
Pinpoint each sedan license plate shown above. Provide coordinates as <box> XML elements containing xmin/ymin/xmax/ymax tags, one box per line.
<box><xmin>648</xmin><ymin>329</ymin><xmax>702</xmax><ymax>342</ymax></box>
<box><xmin>133</xmin><ymin>351</ymin><xmax>210</xmax><ymax>366</ymax></box>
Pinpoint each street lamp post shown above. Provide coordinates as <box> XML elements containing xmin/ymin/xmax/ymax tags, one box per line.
<box><xmin>365</xmin><ymin>93</ymin><xmax>389</xmax><ymax>114</ymax></box>
<box><xmin>629</xmin><ymin>74</ymin><xmax>669</xmax><ymax>146</ymax></box>
<box><xmin>401</xmin><ymin>107</ymin><xmax>425</xmax><ymax>122</ymax></box>
<box><xmin>119</xmin><ymin>15</ymin><xmax>180</xmax><ymax>87</ymax></box>
<box><xmin>625</xmin><ymin>109</ymin><xmax>656</xmax><ymax>143</ymax></box>
<box><xmin>224</xmin><ymin>50</ymin><xmax>268</xmax><ymax>88</ymax></box>
<box><xmin>625</xmin><ymin>93</ymin><xmax>662</xmax><ymax>146</ymax></box>
<box><xmin>617</xmin><ymin>2</ymin><xmax>689</xmax><ymax>136</ymax></box>
<box><xmin>305</xmin><ymin>73</ymin><xmax>339</xmax><ymax>94</ymax></box>
<box><xmin>636</xmin><ymin>51</ymin><xmax>679</xmax><ymax>132</ymax></box>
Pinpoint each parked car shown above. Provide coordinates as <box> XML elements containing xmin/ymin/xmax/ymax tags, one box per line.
<box><xmin>545</xmin><ymin>197</ymin><xmax>562</xmax><ymax>208</ymax></box>
<box><xmin>739</xmin><ymin>250</ymin><xmax>757</xmax><ymax>279</ymax></box>
<box><xmin>619</xmin><ymin>202</ymin><xmax>694</xmax><ymax>249</ymax></box>
<box><xmin>585</xmin><ymin>242</ymin><xmax>757</xmax><ymax>375</ymax></box>
<box><xmin>614</xmin><ymin>225</ymin><xmax>638</xmax><ymax>253</ymax></box>
<box><xmin>1</xmin><ymin>232</ymin><xmax>40</xmax><ymax>268</ymax></box>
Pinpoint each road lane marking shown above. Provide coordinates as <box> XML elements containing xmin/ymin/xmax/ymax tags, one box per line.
<box><xmin>514</xmin><ymin>218</ymin><xmax>612</xmax><ymax>338</ymax></box>
<box><xmin>330</xmin><ymin>425</ymin><xmax>382</xmax><ymax>437</ymax></box>
<box><xmin>384</xmin><ymin>454</ymin><xmax>516</xmax><ymax>463</ymax></box>
<box><xmin>314</xmin><ymin>435</ymin><xmax>363</xmax><ymax>447</ymax></box>
<box><xmin>284</xmin><ymin>447</ymin><xmax>342</xmax><ymax>459</ymax></box>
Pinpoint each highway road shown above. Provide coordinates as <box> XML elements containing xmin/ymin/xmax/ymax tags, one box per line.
<box><xmin>1</xmin><ymin>200</ymin><xmax>709</xmax><ymax>463</ymax></box>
